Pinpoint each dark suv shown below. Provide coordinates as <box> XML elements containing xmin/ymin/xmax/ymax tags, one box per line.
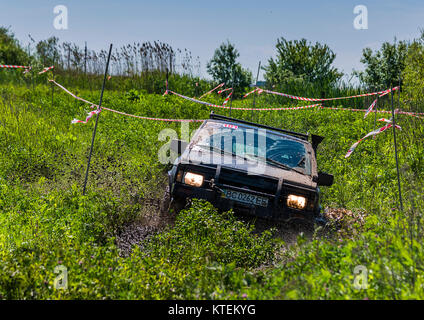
<box><xmin>167</xmin><ymin>113</ymin><xmax>333</xmax><ymax>223</ymax></box>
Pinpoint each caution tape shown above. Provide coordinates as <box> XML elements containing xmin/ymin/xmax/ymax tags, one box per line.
<box><xmin>198</xmin><ymin>83</ymin><xmax>224</xmax><ymax>99</ymax></box>
<box><xmin>243</xmin><ymin>87</ymin><xmax>261</xmax><ymax>98</ymax></box>
<box><xmin>345</xmin><ymin>121</ymin><xmax>401</xmax><ymax>158</ymax></box>
<box><xmin>0</xmin><ymin>65</ymin><xmax>31</xmax><ymax>69</ymax></box>
<box><xmin>224</xmin><ymin>104</ymin><xmax>321</xmax><ymax>111</ymax></box>
<box><xmin>218</xmin><ymin>88</ymin><xmax>232</xmax><ymax>94</ymax></box>
<box><xmin>49</xmin><ymin>80</ymin><xmax>204</xmax><ymax>123</ymax></box>
<box><xmin>378</xmin><ymin>118</ymin><xmax>392</xmax><ymax>123</ymax></box>
<box><xmin>1</xmin><ymin>64</ymin><xmax>56</xmax><ymax>75</ymax></box>
<box><xmin>31</xmin><ymin>79</ymin><xmax>424</xmax><ymax>161</ymax></box>
<box><xmin>48</xmin><ymin>80</ymin><xmax>424</xmax><ymax>125</ymax></box>
<box><xmin>222</xmin><ymin>92</ymin><xmax>232</xmax><ymax>106</ymax></box>
<box><xmin>39</xmin><ymin>66</ymin><xmax>54</xmax><ymax>75</ymax></box>
<box><xmin>171</xmin><ymin>88</ymin><xmax>418</xmax><ymax>114</ymax></box>
<box><xmin>363</xmin><ymin>88</ymin><xmax>403</xmax><ymax>119</ymax></box>
<box><xmin>72</xmin><ymin>108</ymin><xmax>101</xmax><ymax>124</ymax></box>
<box><xmin>167</xmin><ymin>90</ymin><xmax>321</xmax><ymax>111</ymax></box>
<box><xmin>364</xmin><ymin>99</ymin><xmax>378</xmax><ymax>119</ymax></box>
<box><xmin>260</xmin><ymin>86</ymin><xmax>399</xmax><ymax>102</ymax></box>
<box><xmin>321</xmin><ymin>106</ymin><xmax>423</xmax><ymax>118</ymax></box>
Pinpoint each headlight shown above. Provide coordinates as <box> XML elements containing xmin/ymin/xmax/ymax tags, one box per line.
<box><xmin>287</xmin><ymin>194</ymin><xmax>307</xmax><ymax>209</ymax></box>
<box><xmin>184</xmin><ymin>172</ymin><xmax>204</xmax><ymax>187</ymax></box>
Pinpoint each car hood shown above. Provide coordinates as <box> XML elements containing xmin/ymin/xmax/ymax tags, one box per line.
<box><xmin>180</xmin><ymin>147</ymin><xmax>317</xmax><ymax>189</ymax></box>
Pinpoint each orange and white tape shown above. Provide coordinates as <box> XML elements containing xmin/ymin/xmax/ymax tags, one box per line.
<box><xmin>198</xmin><ymin>83</ymin><xmax>224</xmax><ymax>99</ymax></box>
<box><xmin>345</xmin><ymin>121</ymin><xmax>401</xmax><ymax>158</ymax></box>
<box><xmin>39</xmin><ymin>66</ymin><xmax>54</xmax><ymax>74</ymax></box>
<box><xmin>49</xmin><ymin>80</ymin><xmax>204</xmax><ymax>123</ymax></box>
<box><xmin>260</xmin><ymin>86</ymin><xmax>399</xmax><ymax>102</ymax></box>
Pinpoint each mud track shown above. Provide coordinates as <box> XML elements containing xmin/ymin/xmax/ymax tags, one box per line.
<box><xmin>115</xmin><ymin>196</ymin><xmax>176</xmax><ymax>257</ymax></box>
<box><xmin>116</xmin><ymin>196</ymin><xmax>366</xmax><ymax>257</ymax></box>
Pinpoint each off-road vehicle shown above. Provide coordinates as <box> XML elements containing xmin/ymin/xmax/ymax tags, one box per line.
<box><xmin>166</xmin><ymin>113</ymin><xmax>333</xmax><ymax>224</ymax></box>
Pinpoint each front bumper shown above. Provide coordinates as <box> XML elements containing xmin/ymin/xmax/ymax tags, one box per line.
<box><xmin>171</xmin><ymin>181</ymin><xmax>317</xmax><ymax>221</ymax></box>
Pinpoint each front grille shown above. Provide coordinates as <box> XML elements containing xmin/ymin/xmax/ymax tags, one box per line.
<box><xmin>218</xmin><ymin>168</ymin><xmax>279</xmax><ymax>195</ymax></box>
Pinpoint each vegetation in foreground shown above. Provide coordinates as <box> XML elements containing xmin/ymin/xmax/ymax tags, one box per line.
<box><xmin>1</xmin><ymin>25</ymin><xmax>424</xmax><ymax>300</ymax></box>
<box><xmin>0</xmin><ymin>81</ymin><xmax>423</xmax><ymax>299</ymax></box>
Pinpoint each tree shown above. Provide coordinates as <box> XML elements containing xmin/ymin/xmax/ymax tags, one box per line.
<box><xmin>264</xmin><ymin>37</ymin><xmax>342</xmax><ymax>89</ymax></box>
<box><xmin>354</xmin><ymin>39</ymin><xmax>409</xmax><ymax>89</ymax></box>
<box><xmin>402</xmin><ymin>30</ymin><xmax>424</xmax><ymax>109</ymax></box>
<box><xmin>206</xmin><ymin>41</ymin><xmax>252</xmax><ymax>94</ymax></box>
<box><xmin>0</xmin><ymin>26</ymin><xmax>29</xmax><ymax>65</ymax></box>
<box><xmin>36</xmin><ymin>37</ymin><xmax>60</xmax><ymax>66</ymax></box>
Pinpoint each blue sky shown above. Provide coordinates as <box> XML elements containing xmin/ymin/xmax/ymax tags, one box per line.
<box><xmin>2</xmin><ymin>0</ymin><xmax>423</xmax><ymax>81</ymax></box>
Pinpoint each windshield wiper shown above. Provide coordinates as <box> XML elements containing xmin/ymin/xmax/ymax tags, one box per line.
<box><xmin>195</xmin><ymin>145</ymin><xmax>251</xmax><ymax>162</ymax></box>
<box><xmin>268</xmin><ymin>158</ymin><xmax>305</xmax><ymax>175</ymax></box>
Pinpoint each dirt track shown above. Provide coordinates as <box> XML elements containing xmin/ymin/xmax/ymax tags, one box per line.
<box><xmin>115</xmin><ymin>200</ymin><xmax>176</xmax><ymax>257</ymax></box>
<box><xmin>115</xmin><ymin>197</ymin><xmax>366</xmax><ymax>257</ymax></box>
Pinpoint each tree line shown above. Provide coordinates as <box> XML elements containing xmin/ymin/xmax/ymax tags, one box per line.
<box><xmin>1</xmin><ymin>25</ymin><xmax>423</xmax><ymax>108</ymax></box>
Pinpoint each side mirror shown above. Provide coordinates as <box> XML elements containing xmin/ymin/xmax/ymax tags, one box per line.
<box><xmin>317</xmin><ymin>172</ymin><xmax>334</xmax><ymax>186</ymax></box>
<box><xmin>170</xmin><ymin>139</ymin><xmax>188</xmax><ymax>156</ymax></box>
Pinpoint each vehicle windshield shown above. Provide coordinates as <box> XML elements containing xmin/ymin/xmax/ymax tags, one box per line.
<box><xmin>191</xmin><ymin>121</ymin><xmax>311</xmax><ymax>175</ymax></box>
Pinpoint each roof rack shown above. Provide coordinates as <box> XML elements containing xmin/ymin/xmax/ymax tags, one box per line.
<box><xmin>209</xmin><ymin>112</ymin><xmax>309</xmax><ymax>141</ymax></box>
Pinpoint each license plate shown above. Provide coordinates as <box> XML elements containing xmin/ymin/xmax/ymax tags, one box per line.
<box><xmin>221</xmin><ymin>189</ymin><xmax>269</xmax><ymax>207</ymax></box>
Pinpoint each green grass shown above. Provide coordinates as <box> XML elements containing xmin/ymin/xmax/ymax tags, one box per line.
<box><xmin>1</xmin><ymin>82</ymin><xmax>424</xmax><ymax>299</ymax></box>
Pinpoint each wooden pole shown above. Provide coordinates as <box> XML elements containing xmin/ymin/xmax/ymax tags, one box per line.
<box><xmin>82</xmin><ymin>44</ymin><xmax>113</xmax><ymax>195</ymax></box>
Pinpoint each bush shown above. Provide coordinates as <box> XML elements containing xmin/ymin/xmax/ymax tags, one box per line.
<box><xmin>1</xmin><ymin>77</ymin><xmax>424</xmax><ymax>300</ymax></box>
<box><xmin>144</xmin><ymin>200</ymin><xmax>276</xmax><ymax>268</ymax></box>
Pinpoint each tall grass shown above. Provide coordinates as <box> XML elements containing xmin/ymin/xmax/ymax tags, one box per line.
<box><xmin>0</xmin><ymin>81</ymin><xmax>423</xmax><ymax>298</ymax></box>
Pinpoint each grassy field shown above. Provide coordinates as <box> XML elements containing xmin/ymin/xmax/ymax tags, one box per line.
<box><xmin>1</xmin><ymin>81</ymin><xmax>424</xmax><ymax>299</ymax></box>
